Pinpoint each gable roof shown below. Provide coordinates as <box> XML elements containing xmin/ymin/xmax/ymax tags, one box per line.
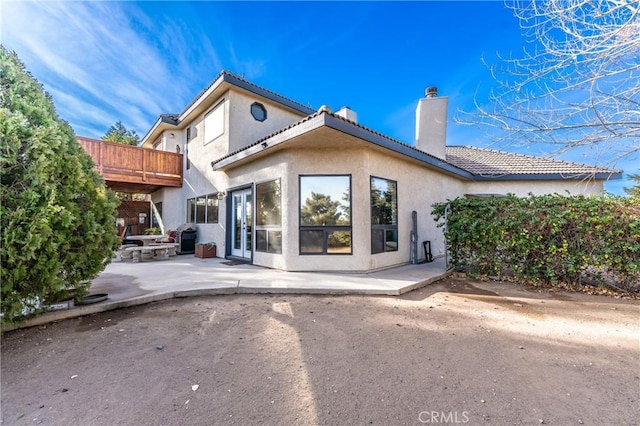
<box><xmin>179</xmin><ymin>70</ymin><xmax>315</xmax><ymax>119</ymax></box>
<box><xmin>141</xmin><ymin>70</ymin><xmax>315</xmax><ymax>146</ymax></box>
<box><xmin>212</xmin><ymin>108</ymin><xmax>621</xmax><ymax>181</ymax></box>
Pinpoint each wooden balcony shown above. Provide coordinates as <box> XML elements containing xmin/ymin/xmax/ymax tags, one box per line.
<box><xmin>78</xmin><ymin>137</ymin><xmax>183</xmax><ymax>193</ymax></box>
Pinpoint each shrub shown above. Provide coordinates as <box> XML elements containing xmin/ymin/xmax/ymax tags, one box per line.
<box><xmin>1</xmin><ymin>47</ymin><xmax>119</xmax><ymax>323</ymax></box>
<box><xmin>432</xmin><ymin>194</ymin><xmax>639</xmax><ymax>292</ymax></box>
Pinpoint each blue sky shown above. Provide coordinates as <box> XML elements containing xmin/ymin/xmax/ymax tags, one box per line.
<box><xmin>2</xmin><ymin>1</ymin><xmax>636</xmax><ymax>194</ymax></box>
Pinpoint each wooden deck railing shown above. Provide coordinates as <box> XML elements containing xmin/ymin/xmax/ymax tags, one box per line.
<box><xmin>78</xmin><ymin>137</ymin><xmax>183</xmax><ymax>191</ymax></box>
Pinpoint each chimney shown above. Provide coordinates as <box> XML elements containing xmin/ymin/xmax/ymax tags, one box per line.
<box><xmin>335</xmin><ymin>106</ymin><xmax>357</xmax><ymax>123</ymax></box>
<box><xmin>415</xmin><ymin>86</ymin><xmax>448</xmax><ymax>160</ymax></box>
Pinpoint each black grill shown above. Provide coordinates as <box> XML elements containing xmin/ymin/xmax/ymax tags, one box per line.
<box><xmin>176</xmin><ymin>223</ymin><xmax>197</xmax><ymax>255</ymax></box>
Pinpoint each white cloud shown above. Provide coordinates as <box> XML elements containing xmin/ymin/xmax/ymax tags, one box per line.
<box><xmin>1</xmin><ymin>1</ymin><xmax>222</xmax><ymax>136</ymax></box>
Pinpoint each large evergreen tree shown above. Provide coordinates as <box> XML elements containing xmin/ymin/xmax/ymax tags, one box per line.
<box><xmin>103</xmin><ymin>121</ymin><xmax>140</xmax><ymax>146</ymax></box>
<box><xmin>300</xmin><ymin>192</ymin><xmax>342</xmax><ymax>226</ymax></box>
<box><xmin>1</xmin><ymin>46</ymin><xmax>119</xmax><ymax>323</ymax></box>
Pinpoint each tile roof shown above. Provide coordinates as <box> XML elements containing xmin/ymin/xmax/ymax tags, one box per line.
<box><xmin>445</xmin><ymin>146</ymin><xmax>620</xmax><ymax>177</ymax></box>
<box><xmin>213</xmin><ymin>109</ymin><xmax>620</xmax><ymax>181</ymax></box>
<box><xmin>212</xmin><ymin>108</ymin><xmax>450</xmax><ymax>169</ymax></box>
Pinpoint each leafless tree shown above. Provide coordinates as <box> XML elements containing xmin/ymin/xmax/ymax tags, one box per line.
<box><xmin>460</xmin><ymin>0</ymin><xmax>640</xmax><ymax>165</ymax></box>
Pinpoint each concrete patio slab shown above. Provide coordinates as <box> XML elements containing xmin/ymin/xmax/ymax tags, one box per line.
<box><xmin>9</xmin><ymin>255</ymin><xmax>450</xmax><ymax>330</ymax></box>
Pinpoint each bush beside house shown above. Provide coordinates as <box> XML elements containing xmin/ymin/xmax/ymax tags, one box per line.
<box><xmin>432</xmin><ymin>194</ymin><xmax>640</xmax><ymax>292</ymax></box>
<box><xmin>0</xmin><ymin>47</ymin><xmax>119</xmax><ymax>324</ymax></box>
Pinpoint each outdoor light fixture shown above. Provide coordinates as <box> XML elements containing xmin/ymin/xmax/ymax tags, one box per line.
<box><xmin>176</xmin><ymin>145</ymin><xmax>181</xmax><ymax>153</ymax></box>
<box><xmin>261</xmin><ymin>142</ymin><xmax>268</xmax><ymax>148</ymax></box>
<box><xmin>216</xmin><ymin>191</ymin><xmax>226</xmax><ymax>200</ymax></box>
<box><xmin>169</xmin><ymin>133</ymin><xmax>175</xmax><ymax>138</ymax></box>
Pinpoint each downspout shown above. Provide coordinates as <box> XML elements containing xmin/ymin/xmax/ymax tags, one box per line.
<box><xmin>410</xmin><ymin>211</ymin><xmax>418</xmax><ymax>264</ymax></box>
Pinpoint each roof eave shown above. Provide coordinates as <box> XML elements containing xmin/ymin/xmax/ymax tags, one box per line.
<box><xmin>141</xmin><ymin>117</ymin><xmax>169</xmax><ymax>147</ymax></box>
<box><xmin>213</xmin><ymin>113</ymin><xmax>476</xmax><ymax>179</ymax></box>
<box><xmin>178</xmin><ymin>74</ymin><xmax>227</xmax><ymax>122</ymax></box>
<box><xmin>212</xmin><ymin>114</ymin><xmax>326</xmax><ymax>171</ymax></box>
<box><xmin>140</xmin><ymin>117</ymin><xmax>179</xmax><ymax>147</ymax></box>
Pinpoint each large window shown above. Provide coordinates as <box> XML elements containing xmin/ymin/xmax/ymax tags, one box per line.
<box><xmin>371</xmin><ymin>176</ymin><xmax>398</xmax><ymax>254</ymax></box>
<box><xmin>299</xmin><ymin>175</ymin><xmax>352</xmax><ymax>255</ymax></box>
<box><xmin>204</xmin><ymin>100</ymin><xmax>224</xmax><ymax>144</ymax></box>
<box><xmin>187</xmin><ymin>193</ymin><xmax>219</xmax><ymax>224</ymax></box>
<box><xmin>256</xmin><ymin>179</ymin><xmax>282</xmax><ymax>254</ymax></box>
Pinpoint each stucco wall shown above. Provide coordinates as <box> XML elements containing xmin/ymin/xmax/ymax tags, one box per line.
<box><xmin>227</xmin><ymin>90</ymin><xmax>307</xmax><ymax>155</ymax></box>
<box><xmin>187</xmin><ymin>95</ymin><xmax>230</xmax><ymax>161</ymax></box>
<box><xmin>150</xmin><ymin>187</ymin><xmax>183</xmax><ymax>231</ymax></box>
<box><xmin>284</xmin><ymin>147</ymin><xmax>368</xmax><ymax>272</ymax></box>
<box><xmin>157</xmin><ymin>129</ymin><xmax>184</xmax><ymax>154</ymax></box>
<box><xmin>224</xmin><ymin>152</ymin><xmax>290</xmax><ymax>270</ymax></box>
<box><xmin>150</xmin><ymin>88</ymin><xmax>307</xmax><ymax>250</ymax></box>
<box><xmin>155</xmin><ymin>109</ymin><xmax>228</xmax><ymax>246</ymax></box>
<box><xmin>147</xmin><ymin>86</ymin><xmax>609</xmax><ymax>272</ymax></box>
<box><xmin>233</xmin><ymin>147</ymin><xmax>606</xmax><ymax>272</ymax></box>
<box><xmin>465</xmin><ymin>179</ymin><xmax>604</xmax><ymax>197</ymax></box>
<box><xmin>153</xmin><ymin>131</ymin><xmax>608</xmax><ymax>272</ymax></box>
<box><xmin>278</xmin><ymin>146</ymin><xmax>467</xmax><ymax>272</ymax></box>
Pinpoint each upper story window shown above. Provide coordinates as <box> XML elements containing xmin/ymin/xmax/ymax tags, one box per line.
<box><xmin>299</xmin><ymin>175</ymin><xmax>352</xmax><ymax>255</ymax></box>
<box><xmin>204</xmin><ymin>100</ymin><xmax>224</xmax><ymax>144</ymax></box>
<box><xmin>371</xmin><ymin>176</ymin><xmax>398</xmax><ymax>254</ymax></box>
<box><xmin>250</xmin><ymin>102</ymin><xmax>267</xmax><ymax>122</ymax></box>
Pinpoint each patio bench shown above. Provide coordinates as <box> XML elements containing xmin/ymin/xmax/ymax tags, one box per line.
<box><xmin>149</xmin><ymin>242</ymin><xmax>178</xmax><ymax>257</ymax></box>
<box><xmin>114</xmin><ymin>244</ymin><xmax>138</xmax><ymax>262</ymax></box>
<box><xmin>125</xmin><ymin>244</ymin><xmax>179</xmax><ymax>263</ymax></box>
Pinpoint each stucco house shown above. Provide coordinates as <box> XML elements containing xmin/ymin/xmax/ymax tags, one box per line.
<box><xmin>139</xmin><ymin>71</ymin><xmax>620</xmax><ymax>272</ymax></box>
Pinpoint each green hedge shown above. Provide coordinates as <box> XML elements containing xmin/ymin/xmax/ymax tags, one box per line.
<box><xmin>432</xmin><ymin>194</ymin><xmax>640</xmax><ymax>292</ymax></box>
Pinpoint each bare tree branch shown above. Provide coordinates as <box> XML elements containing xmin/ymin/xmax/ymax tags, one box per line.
<box><xmin>458</xmin><ymin>0</ymin><xmax>640</xmax><ymax>167</ymax></box>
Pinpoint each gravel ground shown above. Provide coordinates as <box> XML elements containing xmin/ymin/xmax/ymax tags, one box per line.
<box><xmin>2</xmin><ymin>276</ymin><xmax>638</xmax><ymax>425</ymax></box>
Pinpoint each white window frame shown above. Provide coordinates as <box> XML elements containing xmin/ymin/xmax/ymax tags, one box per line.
<box><xmin>204</xmin><ymin>100</ymin><xmax>225</xmax><ymax>144</ymax></box>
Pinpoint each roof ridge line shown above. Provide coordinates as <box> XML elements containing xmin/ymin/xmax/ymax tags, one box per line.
<box><xmin>174</xmin><ymin>70</ymin><xmax>313</xmax><ymax>121</ymax></box>
<box><xmin>219</xmin><ymin>71</ymin><xmax>313</xmax><ymax>112</ymax></box>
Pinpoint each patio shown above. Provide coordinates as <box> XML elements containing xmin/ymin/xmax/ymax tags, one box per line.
<box><xmin>16</xmin><ymin>255</ymin><xmax>450</xmax><ymax>329</ymax></box>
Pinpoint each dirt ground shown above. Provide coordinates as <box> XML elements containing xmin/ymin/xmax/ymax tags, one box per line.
<box><xmin>2</xmin><ymin>276</ymin><xmax>638</xmax><ymax>425</ymax></box>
